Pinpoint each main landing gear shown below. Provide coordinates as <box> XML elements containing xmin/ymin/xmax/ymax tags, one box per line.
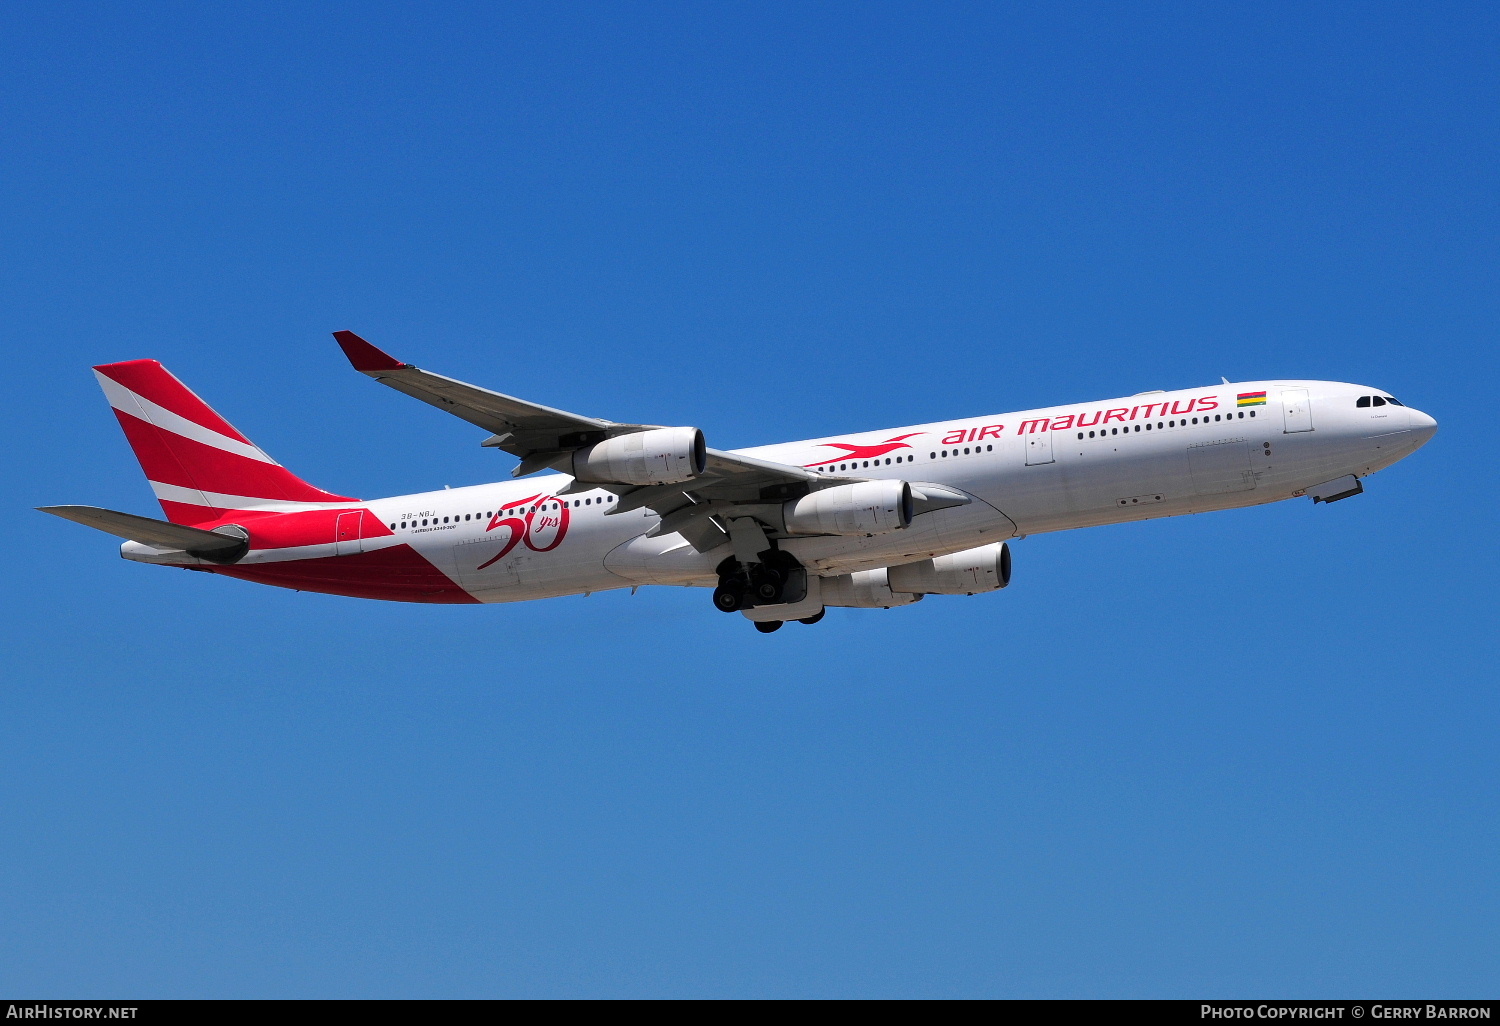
<box><xmin>713</xmin><ymin>552</ymin><xmax>821</xmax><ymax>631</ymax></box>
<box><xmin>713</xmin><ymin>552</ymin><xmax>801</xmax><ymax>610</ymax></box>
<box><xmin>712</xmin><ymin>579</ymin><xmax>746</xmax><ymax>612</ymax></box>
<box><xmin>751</xmin><ymin>610</ymin><xmax>822</xmax><ymax>633</ymax></box>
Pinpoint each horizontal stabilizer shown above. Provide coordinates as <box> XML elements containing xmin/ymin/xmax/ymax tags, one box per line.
<box><xmin>38</xmin><ymin>506</ymin><xmax>249</xmax><ymax>563</ymax></box>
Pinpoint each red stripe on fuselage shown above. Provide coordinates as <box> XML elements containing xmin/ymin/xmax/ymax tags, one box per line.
<box><xmin>168</xmin><ymin>507</ymin><xmax>397</xmax><ymax>549</ymax></box>
<box><xmin>210</xmin><ymin>543</ymin><xmax>477</xmax><ymax>604</ymax></box>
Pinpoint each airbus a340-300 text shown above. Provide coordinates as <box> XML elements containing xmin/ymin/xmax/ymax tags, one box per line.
<box><xmin>42</xmin><ymin>333</ymin><xmax>1437</xmax><ymax>632</ymax></box>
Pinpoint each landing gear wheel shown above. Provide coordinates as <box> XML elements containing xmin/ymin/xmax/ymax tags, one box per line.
<box><xmin>750</xmin><ymin>567</ymin><xmax>785</xmax><ymax>603</ymax></box>
<box><xmin>797</xmin><ymin>610</ymin><xmax>825</xmax><ymax>625</ymax></box>
<box><xmin>712</xmin><ymin>581</ymin><xmax>745</xmax><ymax>612</ymax></box>
<box><xmin>754</xmin><ymin>620</ymin><xmax>783</xmax><ymax>634</ymax></box>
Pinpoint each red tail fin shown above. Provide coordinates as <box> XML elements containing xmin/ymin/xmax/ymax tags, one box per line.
<box><xmin>94</xmin><ymin>360</ymin><xmax>354</xmax><ymax>525</ymax></box>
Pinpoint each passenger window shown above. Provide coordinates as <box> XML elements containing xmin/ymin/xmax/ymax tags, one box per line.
<box><xmin>1372</xmin><ymin>396</ymin><xmax>1386</xmax><ymax>407</ymax></box>
<box><xmin>1357</xmin><ymin>396</ymin><xmax>1371</xmax><ymax>408</ymax></box>
<box><xmin>388</xmin><ymin>523</ymin><xmax>395</xmax><ymax>530</ymax></box>
<box><xmin>1077</xmin><ymin>432</ymin><xmax>1084</xmax><ymax>439</ymax></box>
<box><xmin>1089</xmin><ymin>431</ymin><xmax>1095</xmax><ymax>438</ymax></box>
<box><xmin>986</xmin><ymin>445</ymin><xmax>992</xmax><ymax>452</ymax></box>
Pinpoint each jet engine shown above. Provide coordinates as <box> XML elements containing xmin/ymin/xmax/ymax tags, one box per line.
<box><xmin>886</xmin><ymin>542</ymin><xmax>1011</xmax><ymax>596</ymax></box>
<box><xmin>819</xmin><ymin>567</ymin><xmax>923</xmax><ymax>608</ymax></box>
<box><xmin>572</xmin><ymin>427</ymin><xmax>706</xmax><ymax>486</ymax></box>
<box><xmin>783</xmin><ymin>480</ymin><xmax>913</xmax><ymax>537</ymax></box>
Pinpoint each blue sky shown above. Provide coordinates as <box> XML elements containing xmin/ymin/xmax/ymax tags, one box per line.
<box><xmin>2</xmin><ymin>2</ymin><xmax>1495</xmax><ymax>997</ymax></box>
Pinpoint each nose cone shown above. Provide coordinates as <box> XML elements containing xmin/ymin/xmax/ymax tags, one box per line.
<box><xmin>1409</xmin><ymin>408</ymin><xmax>1438</xmax><ymax>448</ymax></box>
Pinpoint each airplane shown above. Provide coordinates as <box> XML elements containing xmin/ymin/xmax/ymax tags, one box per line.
<box><xmin>40</xmin><ymin>332</ymin><xmax>1438</xmax><ymax>633</ymax></box>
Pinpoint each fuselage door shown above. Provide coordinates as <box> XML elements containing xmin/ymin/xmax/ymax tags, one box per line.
<box><xmin>1282</xmin><ymin>388</ymin><xmax>1313</xmax><ymax>433</ymax></box>
<box><xmin>335</xmin><ymin>511</ymin><xmax>364</xmax><ymax>556</ymax></box>
<box><xmin>1025</xmin><ymin>427</ymin><xmax>1055</xmax><ymax>466</ymax></box>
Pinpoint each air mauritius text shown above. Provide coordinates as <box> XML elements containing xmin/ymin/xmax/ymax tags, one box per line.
<box><xmin>1020</xmin><ymin>394</ymin><xmax>1221</xmax><ymax>435</ymax></box>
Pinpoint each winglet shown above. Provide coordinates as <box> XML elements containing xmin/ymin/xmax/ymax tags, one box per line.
<box><xmin>334</xmin><ymin>330</ymin><xmax>408</xmax><ymax>373</ymax></box>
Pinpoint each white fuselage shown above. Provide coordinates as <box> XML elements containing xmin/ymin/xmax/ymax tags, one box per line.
<box><xmin>125</xmin><ymin>379</ymin><xmax>1436</xmax><ymax>605</ymax></box>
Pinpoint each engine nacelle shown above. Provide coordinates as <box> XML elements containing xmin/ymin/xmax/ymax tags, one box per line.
<box><xmin>886</xmin><ymin>542</ymin><xmax>1011</xmax><ymax>596</ymax></box>
<box><xmin>820</xmin><ymin>568</ymin><xmax>923</xmax><ymax>608</ymax></box>
<box><xmin>572</xmin><ymin>427</ymin><xmax>706</xmax><ymax>486</ymax></box>
<box><xmin>783</xmin><ymin>480</ymin><xmax>913</xmax><ymax>537</ymax></box>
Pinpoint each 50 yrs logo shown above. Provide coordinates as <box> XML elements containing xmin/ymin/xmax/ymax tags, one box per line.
<box><xmin>475</xmin><ymin>494</ymin><xmax>570</xmax><ymax>570</ymax></box>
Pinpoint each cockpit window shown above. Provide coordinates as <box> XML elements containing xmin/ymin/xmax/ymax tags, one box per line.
<box><xmin>1372</xmin><ymin>396</ymin><xmax>1386</xmax><ymax>407</ymax></box>
<box><xmin>1357</xmin><ymin>396</ymin><xmax>1371</xmax><ymax>408</ymax></box>
<box><xmin>1385</xmin><ymin>396</ymin><xmax>1403</xmax><ymax>406</ymax></box>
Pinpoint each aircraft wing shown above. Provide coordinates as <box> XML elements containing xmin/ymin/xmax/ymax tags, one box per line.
<box><xmin>334</xmin><ymin>331</ymin><xmax>652</xmax><ymax>462</ymax></box>
<box><xmin>334</xmin><ymin>332</ymin><xmax>961</xmax><ymax>551</ymax></box>
<box><xmin>335</xmin><ymin>331</ymin><xmax>825</xmax><ymax>495</ymax></box>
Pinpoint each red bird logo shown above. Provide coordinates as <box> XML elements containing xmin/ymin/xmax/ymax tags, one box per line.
<box><xmin>802</xmin><ymin>433</ymin><xmax>925</xmax><ymax>467</ymax></box>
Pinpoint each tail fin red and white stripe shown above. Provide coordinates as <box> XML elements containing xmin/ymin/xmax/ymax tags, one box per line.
<box><xmin>94</xmin><ymin>359</ymin><xmax>354</xmax><ymax>525</ymax></box>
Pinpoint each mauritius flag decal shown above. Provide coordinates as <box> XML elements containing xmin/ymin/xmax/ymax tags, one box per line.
<box><xmin>1237</xmin><ymin>391</ymin><xmax>1268</xmax><ymax>407</ymax></box>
